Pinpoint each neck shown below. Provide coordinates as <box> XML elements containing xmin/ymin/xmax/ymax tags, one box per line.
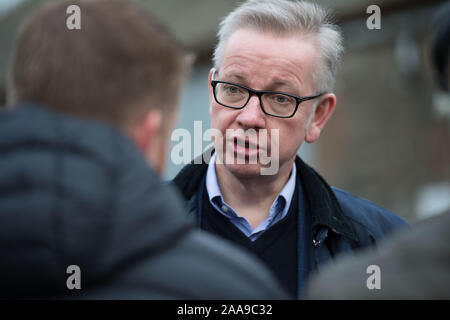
<box><xmin>215</xmin><ymin>157</ymin><xmax>295</xmax><ymax>228</ymax></box>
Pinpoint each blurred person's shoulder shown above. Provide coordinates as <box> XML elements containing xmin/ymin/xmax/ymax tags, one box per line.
<box><xmin>73</xmin><ymin>227</ymin><xmax>290</xmax><ymax>299</ymax></box>
<box><xmin>126</xmin><ymin>229</ymin><xmax>291</xmax><ymax>299</ymax></box>
<box><xmin>305</xmin><ymin>210</ymin><xmax>450</xmax><ymax>299</ymax></box>
<box><xmin>0</xmin><ymin>104</ymin><xmax>287</xmax><ymax>300</ymax></box>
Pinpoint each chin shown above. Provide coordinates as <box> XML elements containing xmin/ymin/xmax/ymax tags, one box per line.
<box><xmin>223</xmin><ymin>162</ymin><xmax>265</xmax><ymax>178</ymax></box>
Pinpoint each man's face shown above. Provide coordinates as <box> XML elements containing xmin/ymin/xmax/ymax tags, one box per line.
<box><xmin>209</xmin><ymin>28</ymin><xmax>324</xmax><ymax>178</ymax></box>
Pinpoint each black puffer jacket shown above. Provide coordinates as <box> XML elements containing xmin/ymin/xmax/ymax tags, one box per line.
<box><xmin>0</xmin><ymin>104</ymin><xmax>288</xmax><ymax>299</ymax></box>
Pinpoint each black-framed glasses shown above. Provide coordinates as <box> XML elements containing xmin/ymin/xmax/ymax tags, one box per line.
<box><xmin>211</xmin><ymin>70</ymin><xmax>325</xmax><ymax>118</ymax></box>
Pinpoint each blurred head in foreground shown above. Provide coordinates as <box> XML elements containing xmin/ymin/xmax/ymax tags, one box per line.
<box><xmin>8</xmin><ymin>0</ymin><xmax>193</xmax><ymax>174</ymax></box>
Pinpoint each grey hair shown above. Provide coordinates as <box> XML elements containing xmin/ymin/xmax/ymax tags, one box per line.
<box><xmin>213</xmin><ymin>0</ymin><xmax>344</xmax><ymax>93</ymax></box>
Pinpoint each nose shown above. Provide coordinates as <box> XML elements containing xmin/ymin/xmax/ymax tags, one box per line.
<box><xmin>235</xmin><ymin>95</ymin><xmax>266</xmax><ymax>129</ymax></box>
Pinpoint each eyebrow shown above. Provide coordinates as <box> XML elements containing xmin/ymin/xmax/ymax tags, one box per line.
<box><xmin>270</xmin><ymin>80</ymin><xmax>291</xmax><ymax>89</ymax></box>
<box><xmin>218</xmin><ymin>73</ymin><xmax>300</xmax><ymax>94</ymax></box>
<box><xmin>220</xmin><ymin>73</ymin><xmax>247</xmax><ymax>83</ymax></box>
<box><xmin>268</xmin><ymin>80</ymin><xmax>299</xmax><ymax>93</ymax></box>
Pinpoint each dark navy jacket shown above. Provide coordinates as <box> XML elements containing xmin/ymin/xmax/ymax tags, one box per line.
<box><xmin>172</xmin><ymin>150</ymin><xmax>409</xmax><ymax>298</ymax></box>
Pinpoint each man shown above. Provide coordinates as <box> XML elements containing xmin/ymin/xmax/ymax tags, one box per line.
<box><xmin>0</xmin><ymin>0</ymin><xmax>287</xmax><ymax>299</ymax></box>
<box><xmin>172</xmin><ymin>0</ymin><xmax>408</xmax><ymax>299</ymax></box>
<box><xmin>305</xmin><ymin>3</ymin><xmax>450</xmax><ymax>299</ymax></box>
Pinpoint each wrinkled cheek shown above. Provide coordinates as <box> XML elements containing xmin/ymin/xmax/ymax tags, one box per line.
<box><xmin>210</xmin><ymin>105</ymin><xmax>223</xmax><ymax>129</ymax></box>
<box><xmin>278</xmin><ymin>131</ymin><xmax>303</xmax><ymax>161</ymax></box>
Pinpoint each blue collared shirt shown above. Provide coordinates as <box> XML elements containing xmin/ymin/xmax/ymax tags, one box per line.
<box><xmin>205</xmin><ymin>152</ymin><xmax>297</xmax><ymax>241</ymax></box>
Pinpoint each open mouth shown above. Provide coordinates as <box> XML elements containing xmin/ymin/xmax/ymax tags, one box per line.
<box><xmin>233</xmin><ymin>137</ymin><xmax>259</xmax><ymax>150</ymax></box>
<box><xmin>229</xmin><ymin>137</ymin><xmax>265</xmax><ymax>162</ymax></box>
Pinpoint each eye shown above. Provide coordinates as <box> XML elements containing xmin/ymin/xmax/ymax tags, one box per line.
<box><xmin>224</xmin><ymin>85</ymin><xmax>241</xmax><ymax>94</ymax></box>
<box><xmin>273</xmin><ymin>95</ymin><xmax>290</xmax><ymax>104</ymax></box>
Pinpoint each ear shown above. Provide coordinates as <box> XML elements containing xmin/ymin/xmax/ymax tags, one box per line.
<box><xmin>208</xmin><ymin>68</ymin><xmax>215</xmax><ymax>113</ymax></box>
<box><xmin>305</xmin><ymin>93</ymin><xmax>336</xmax><ymax>143</ymax></box>
<box><xmin>129</xmin><ymin>109</ymin><xmax>163</xmax><ymax>156</ymax></box>
<box><xmin>208</xmin><ymin>68</ymin><xmax>215</xmax><ymax>90</ymax></box>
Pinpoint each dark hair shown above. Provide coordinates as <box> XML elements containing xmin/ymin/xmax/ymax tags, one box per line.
<box><xmin>9</xmin><ymin>0</ymin><xmax>192</xmax><ymax>127</ymax></box>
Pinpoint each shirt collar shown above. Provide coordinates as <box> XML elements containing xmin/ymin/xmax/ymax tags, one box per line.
<box><xmin>206</xmin><ymin>152</ymin><xmax>296</xmax><ymax>214</ymax></box>
<box><xmin>206</xmin><ymin>152</ymin><xmax>222</xmax><ymax>202</ymax></box>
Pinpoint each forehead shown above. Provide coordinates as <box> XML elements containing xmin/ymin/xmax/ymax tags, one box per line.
<box><xmin>220</xmin><ymin>28</ymin><xmax>318</xmax><ymax>91</ymax></box>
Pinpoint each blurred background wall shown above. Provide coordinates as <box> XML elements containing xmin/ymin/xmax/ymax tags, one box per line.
<box><xmin>0</xmin><ymin>0</ymin><xmax>448</xmax><ymax>222</ymax></box>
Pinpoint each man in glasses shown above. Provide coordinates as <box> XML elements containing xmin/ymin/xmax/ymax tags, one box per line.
<box><xmin>173</xmin><ymin>0</ymin><xmax>407</xmax><ymax>299</ymax></box>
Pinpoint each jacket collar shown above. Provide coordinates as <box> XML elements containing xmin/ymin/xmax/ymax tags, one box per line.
<box><xmin>294</xmin><ymin>157</ymin><xmax>358</xmax><ymax>242</ymax></box>
<box><xmin>172</xmin><ymin>149</ymin><xmax>358</xmax><ymax>243</ymax></box>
